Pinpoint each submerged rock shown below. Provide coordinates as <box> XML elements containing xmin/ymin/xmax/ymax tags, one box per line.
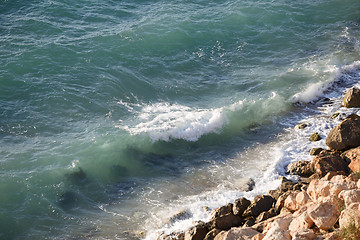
<box><xmin>326</xmin><ymin>114</ymin><xmax>360</xmax><ymax>151</ymax></box>
<box><xmin>58</xmin><ymin>191</ymin><xmax>78</xmax><ymax>210</ymax></box>
<box><xmin>342</xmin><ymin>88</ymin><xmax>360</xmax><ymax>108</ymax></box>
<box><xmin>65</xmin><ymin>167</ymin><xmax>87</xmax><ymax>185</ymax></box>
<box><xmin>295</xmin><ymin>123</ymin><xmax>308</xmax><ymax>130</ymax></box>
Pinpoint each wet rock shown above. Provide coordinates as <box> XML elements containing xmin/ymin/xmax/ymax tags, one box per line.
<box><xmin>295</xmin><ymin>123</ymin><xmax>308</xmax><ymax>130</ymax></box>
<box><xmin>307</xmin><ymin>202</ymin><xmax>339</xmax><ymax>231</ymax></box>
<box><xmin>309</xmin><ymin>133</ymin><xmax>321</xmax><ymax>142</ymax></box>
<box><xmin>209</xmin><ymin>213</ymin><xmax>243</xmax><ymax>230</ymax></box>
<box><xmin>342</xmin><ymin>87</ymin><xmax>360</xmax><ymax>108</ymax></box>
<box><xmin>65</xmin><ymin>167</ymin><xmax>87</xmax><ymax>185</ymax></box>
<box><xmin>58</xmin><ymin>191</ymin><xmax>78</xmax><ymax>210</ymax></box>
<box><xmin>255</xmin><ymin>208</ymin><xmax>277</xmax><ymax>223</ymax></box>
<box><xmin>287</xmin><ymin>161</ymin><xmax>314</xmax><ymax>178</ymax></box>
<box><xmin>233</xmin><ymin>197</ymin><xmax>251</xmax><ymax>216</ymax></box>
<box><xmin>311</xmin><ymin>151</ymin><xmax>350</xmax><ymax>177</ymax></box>
<box><xmin>184</xmin><ymin>222</ymin><xmax>209</xmax><ymax>240</ymax></box>
<box><xmin>309</xmin><ymin>148</ymin><xmax>323</xmax><ymax>156</ymax></box>
<box><xmin>203</xmin><ymin>229</ymin><xmax>221</xmax><ymax>240</ymax></box>
<box><xmin>210</xmin><ymin>204</ymin><xmax>233</xmax><ymax>219</ymax></box>
<box><xmin>169</xmin><ymin>210</ymin><xmax>192</xmax><ymax>224</ymax></box>
<box><xmin>342</xmin><ymin>146</ymin><xmax>360</xmax><ymax>173</ymax></box>
<box><xmin>243</xmin><ymin>195</ymin><xmax>275</xmax><ymax>218</ymax></box>
<box><xmin>326</xmin><ymin>114</ymin><xmax>360</xmax><ymax>150</ymax></box>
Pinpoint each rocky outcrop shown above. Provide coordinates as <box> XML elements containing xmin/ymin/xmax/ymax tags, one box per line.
<box><xmin>310</xmin><ymin>151</ymin><xmax>349</xmax><ymax>177</ymax></box>
<box><xmin>342</xmin><ymin>146</ymin><xmax>360</xmax><ymax>173</ymax></box>
<box><xmin>326</xmin><ymin>114</ymin><xmax>360</xmax><ymax>150</ymax></box>
<box><xmin>287</xmin><ymin>160</ymin><xmax>314</xmax><ymax>177</ymax></box>
<box><xmin>342</xmin><ymin>87</ymin><xmax>360</xmax><ymax>108</ymax></box>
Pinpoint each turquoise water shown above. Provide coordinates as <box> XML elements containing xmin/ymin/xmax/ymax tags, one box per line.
<box><xmin>1</xmin><ymin>0</ymin><xmax>360</xmax><ymax>239</ymax></box>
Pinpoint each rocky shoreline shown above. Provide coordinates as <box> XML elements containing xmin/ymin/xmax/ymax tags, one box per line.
<box><xmin>159</xmin><ymin>87</ymin><xmax>360</xmax><ymax>240</ymax></box>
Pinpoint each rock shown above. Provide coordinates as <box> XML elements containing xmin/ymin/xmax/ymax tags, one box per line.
<box><xmin>358</xmin><ymin>179</ymin><xmax>360</xmax><ymax>189</ymax></box>
<box><xmin>326</xmin><ymin>114</ymin><xmax>360</xmax><ymax>150</ymax></box>
<box><xmin>58</xmin><ymin>191</ymin><xmax>79</xmax><ymax>210</ymax></box>
<box><xmin>338</xmin><ymin>189</ymin><xmax>360</xmax><ymax>208</ymax></box>
<box><xmin>307</xmin><ymin>202</ymin><xmax>339</xmax><ymax>231</ymax></box>
<box><xmin>242</xmin><ymin>217</ymin><xmax>255</xmax><ymax>227</ymax></box>
<box><xmin>330</xmin><ymin>112</ymin><xmax>340</xmax><ymax>119</ymax></box>
<box><xmin>309</xmin><ymin>133</ymin><xmax>321</xmax><ymax>142</ymax></box>
<box><xmin>262</xmin><ymin>221</ymin><xmax>291</xmax><ymax>240</ymax></box>
<box><xmin>320</xmin><ymin>231</ymin><xmax>340</xmax><ymax>240</ymax></box>
<box><xmin>339</xmin><ymin>203</ymin><xmax>360</xmax><ymax>229</ymax></box>
<box><xmin>210</xmin><ymin>204</ymin><xmax>233</xmax><ymax>219</ymax></box>
<box><xmin>288</xmin><ymin>211</ymin><xmax>314</xmax><ymax>236</ymax></box>
<box><xmin>342</xmin><ymin>87</ymin><xmax>360</xmax><ymax>108</ymax></box>
<box><xmin>275</xmin><ymin>192</ymin><xmax>291</xmax><ymax>213</ymax></box>
<box><xmin>342</xmin><ymin>146</ymin><xmax>360</xmax><ymax>173</ymax></box>
<box><xmin>255</xmin><ymin>208</ymin><xmax>277</xmax><ymax>223</ymax></box>
<box><xmin>65</xmin><ymin>167</ymin><xmax>87</xmax><ymax>185</ymax></box>
<box><xmin>161</xmin><ymin>232</ymin><xmax>185</xmax><ymax>240</ymax></box>
<box><xmin>307</xmin><ymin>179</ymin><xmax>345</xmax><ymax>202</ymax></box>
<box><xmin>268</xmin><ymin>189</ymin><xmax>283</xmax><ymax>201</ymax></box>
<box><xmin>243</xmin><ymin>195</ymin><xmax>276</xmax><ymax>218</ymax></box>
<box><xmin>203</xmin><ymin>229</ymin><xmax>221</xmax><ymax>240</ymax></box>
<box><xmin>213</xmin><ymin>227</ymin><xmax>259</xmax><ymax>240</ymax></box>
<box><xmin>287</xmin><ymin>161</ymin><xmax>314</xmax><ymax>178</ymax></box>
<box><xmin>309</xmin><ymin>148</ymin><xmax>323</xmax><ymax>156</ymax></box>
<box><xmin>253</xmin><ymin>212</ymin><xmax>293</xmax><ymax>233</ymax></box>
<box><xmin>209</xmin><ymin>213</ymin><xmax>243</xmax><ymax>230</ymax></box>
<box><xmin>184</xmin><ymin>222</ymin><xmax>209</xmax><ymax>240</ymax></box>
<box><xmin>169</xmin><ymin>210</ymin><xmax>192</xmax><ymax>224</ymax></box>
<box><xmin>233</xmin><ymin>197</ymin><xmax>251</xmax><ymax>216</ymax></box>
<box><xmin>310</xmin><ymin>151</ymin><xmax>349</xmax><ymax>177</ymax></box>
<box><xmin>295</xmin><ymin>123</ymin><xmax>308</xmax><ymax>130</ymax></box>
<box><xmin>291</xmin><ymin>229</ymin><xmax>316</xmax><ymax>240</ymax></box>
<box><xmin>284</xmin><ymin>192</ymin><xmax>299</xmax><ymax>212</ymax></box>
<box><xmin>322</xmin><ymin>171</ymin><xmax>346</xmax><ymax>181</ymax></box>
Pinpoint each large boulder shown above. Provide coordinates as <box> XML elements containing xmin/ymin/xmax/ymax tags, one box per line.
<box><xmin>307</xmin><ymin>202</ymin><xmax>339</xmax><ymax>231</ymax></box>
<box><xmin>233</xmin><ymin>197</ymin><xmax>251</xmax><ymax>216</ymax></box>
<box><xmin>307</xmin><ymin>179</ymin><xmax>345</xmax><ymax>202</ymax></box>
<box><xmin>287</xmin><ymin>161</ymin><xmax>314</xmax><ymax>178</ymax></box>
<box><xmin>243</xmin><ymin>195</ymin><xmax>276</xmax><ymax>218</ymax></box>
<box><xmin>185</xmin><ymin>222</ymin><xmax>209</xmax><ymax>240</ymax></box>
<box><xmin>339</xmin><ymin>203</ymin><xmax>360</xmax><ymax>229</ymax></box>
<box><xmin>342</xmin><ymin>146</ymin><xmax>360</xmax><ymax>173</ymax></box>
<box><xmin>342</xmin><ymin>88</ymin><xmax>360</xmax><ymax>108</ymax></box>
<box><xmin>338</xmin><ymin>189</ymin><xmax>360</xmax><ymax>208</ymax></box>
<box><xmin>209</xmin><ymin>205</ymin><xmax>243</xmax><ymax>230</ymax></box>
<box><xmin>326</xmin><ymin>114</ymin><xmax>360</xmax><ymax>150</ymax></box>
<box><xmin>310</xmin><ymin>151</ymin><xmax>349</xmax><ymax>177</ymax></box>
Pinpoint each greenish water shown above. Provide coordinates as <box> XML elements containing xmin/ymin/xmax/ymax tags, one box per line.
<box><xmin>1</xmin><ymin>0</ymin><xmax>360</xmax><ymax>239</ymax></box>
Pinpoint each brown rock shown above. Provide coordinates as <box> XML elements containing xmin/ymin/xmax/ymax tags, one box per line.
<box><xmin>309</xmin><ymin>148</ymin><xmax>323</xmax><ymax>156</ymax></box>
<box><xmin>342</xmin><ymin>146</ymin><xmax>360</xmax><ymax>173</ymax></box>
<box><xmin>326</xmin><ymin>114</ymin><xmax>360</xmax><ymax>150</ymax></box>
<box><xmin>203</xmin><ymin>229</ymin><xmax>221</xmax><ymax>240</ymax></box>
<box><xmin>267</xmin><ymin>189</ymin><xmax>283</xmax><ymax>201</ymax></box>
<box><xmin>311</xmin><ymin>151</ymin><xmax>349</xmax><ymax>177</ymax></box>
<box><xmin>233</xmin><ymin>197</ymin><xmax>251</xmax><ymax>216</ymax></box>
<box><xmin>295</xmin><ymin>123</ymin><xmax>308</xmax><ymax>130</ymax></box>
<box><xmin>209</xmin><ymin>213</ymin><xmax>243</xmax><ymax>230</ymax></box>
<box><xmin>185</xmin><ymin>222</ymin><xmax>209</xmax><ymax>240</ymax></box>
<box><xmin>243</xmin><ymin>195</ymin><xmax>275</xmax><ymax>218</ymax></box>
<box><xmin>243</xmin><ymin>217</ymin><xmax>255</xmax><ymax>228</ymax></box>
<box><xmin>255</xmin><ymin>208</ymin><xmax>277</xmax><ymax>223</ymax></box>
<box><xmin>275</xmin><ymin>192</ymin><xmax>291</xmax><ymax>213</ymax></box>
<box><xmin>342</xmin><ymin>87</ymin><xmax>360</xmax><ymax>108</ymax></box>
<box><xmin>307</xmin><ymin>202</ymin><xmax>339</xmax><ymax>231</ymax></box>
<box><xmin>210</xmin><ymin>204</ymin><xmax>233</xmax><ymax>219</ymax></box>
<box><xmin>287</xmin><ymin>161</ymin><xmax>314</xmax><ymax>178</ymax></box>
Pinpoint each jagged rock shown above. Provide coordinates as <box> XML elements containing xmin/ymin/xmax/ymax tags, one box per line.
<box><xmin>307</xmin><ymin>202</ymin><xmax>339</xmax><ymax>231</ymax></box>
<box><xmin>342</xmin><ymin>87</ymin><xmax>360</xmax><ymax>108</ymax></box>
<box><xmin>275</xmin><ymin>192</ymin><xmax>291</xmax><ymax>213</ymax></box>
<box><xmin>255</xmin><ymin>208</ymin><xmax>277</xmax><ymax>223</ymax></box>
<box><xmin>233</xmin><ymin>197</ymin><xmax>251</xmax><ymax>216</ymax></box>
<box><xmin>338</xmin><ymin>189</ymin><xmax>360</xmax><ymax>208</ymax></box>
<box><xmin>307</xmin><ymin>179</ymin><xmax>345</xmax><ymax>202</ymax></box>
<box><xmin>184</xmin><ymin>222</ymin><xmax>209</xmax><ymax>240</ymax></box>
<box><xmin>311</xmin><ymin>151</ymin><xmax>349</xmax><ymax>177</ymax></box>
<box><xmin>208</xmin><ymin>213</ymin><xmax>243</xmax><ymax>230</ymax></box>
<box><xmin>291</xmin><ymin>229</ymin><xmax>316</xmax><ymax>240</ymax></box>
<box><xmin>268</xmin><ymin>189</ymin><xmax>283</xmax><ymax>201</ymax></box>
<box><xmin>210</xmin><ymin>204</ymin><xmax>233</xmax><ymax>219</ymax></box>
<box><xmin>342</xmin><ymin>146</ymin><xmax>360</xmax><ymax>173</ymax></box>
<box><xmin>288</xmin><ymin>211</ymin><xmax>314</xmax><ymax>236</ymax></box>
<box><xmin>295</xmin><ymin>123</ymin><xmax>308</xmax><ymax>130</ymax></box>
<box><xmin>243</xmin><ymin>195</ymin><xmax>276</xmax><ymax>218</ymax></box>
<box><xmin>326</xmin><ymin>114</ymin><xmax>360</xmax><ymax>150</ymax></box>
<box><xmin>287</xmin><ymin>161</ymin><xmax>314</xmax><ymax>178</ymax></box>
<box><xmin>339</xmin><ymin>203</ymin><xmax>360</xmax><ymax>229</ymax></box>
<box><xmin>242</xmin><ymin>217</ymin><xmax>255</xmax><ymax>227</ymax></box>
<box><xmin>213</xmin><ymin>227</ymin><xmax>259</xmax><ymax>240</ymax></box>
<box><xmin>309</xmin><ymin>148</ymin><xmax>323</xmax><ymax>156</ymax></box>
<box><xmin>309</xmin><ymin>133</ymin><xmax>321</xmax><ymax>142</ymax></box>
<box><xmin>203</xmin><ymin>229</ymin><xmax>221</xmax><ymax>240</ymax></box>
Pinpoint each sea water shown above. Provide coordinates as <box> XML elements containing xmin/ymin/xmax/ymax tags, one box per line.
<box><xmin>1</xmin><ymin>0</ymin><xmax>360</xmax><ymax>239</ymax></box>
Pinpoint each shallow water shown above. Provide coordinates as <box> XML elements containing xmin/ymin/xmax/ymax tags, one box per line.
<box><xmin>1</xmin><ymin>0</ymin><xmax>360</xmax><ymax>239</ymax></box>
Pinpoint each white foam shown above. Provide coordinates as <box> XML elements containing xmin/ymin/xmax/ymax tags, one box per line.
<box><xmin>118</xmin><ymin>103</ymin><xmax>229</xmax><ymax>142</ymax></box>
